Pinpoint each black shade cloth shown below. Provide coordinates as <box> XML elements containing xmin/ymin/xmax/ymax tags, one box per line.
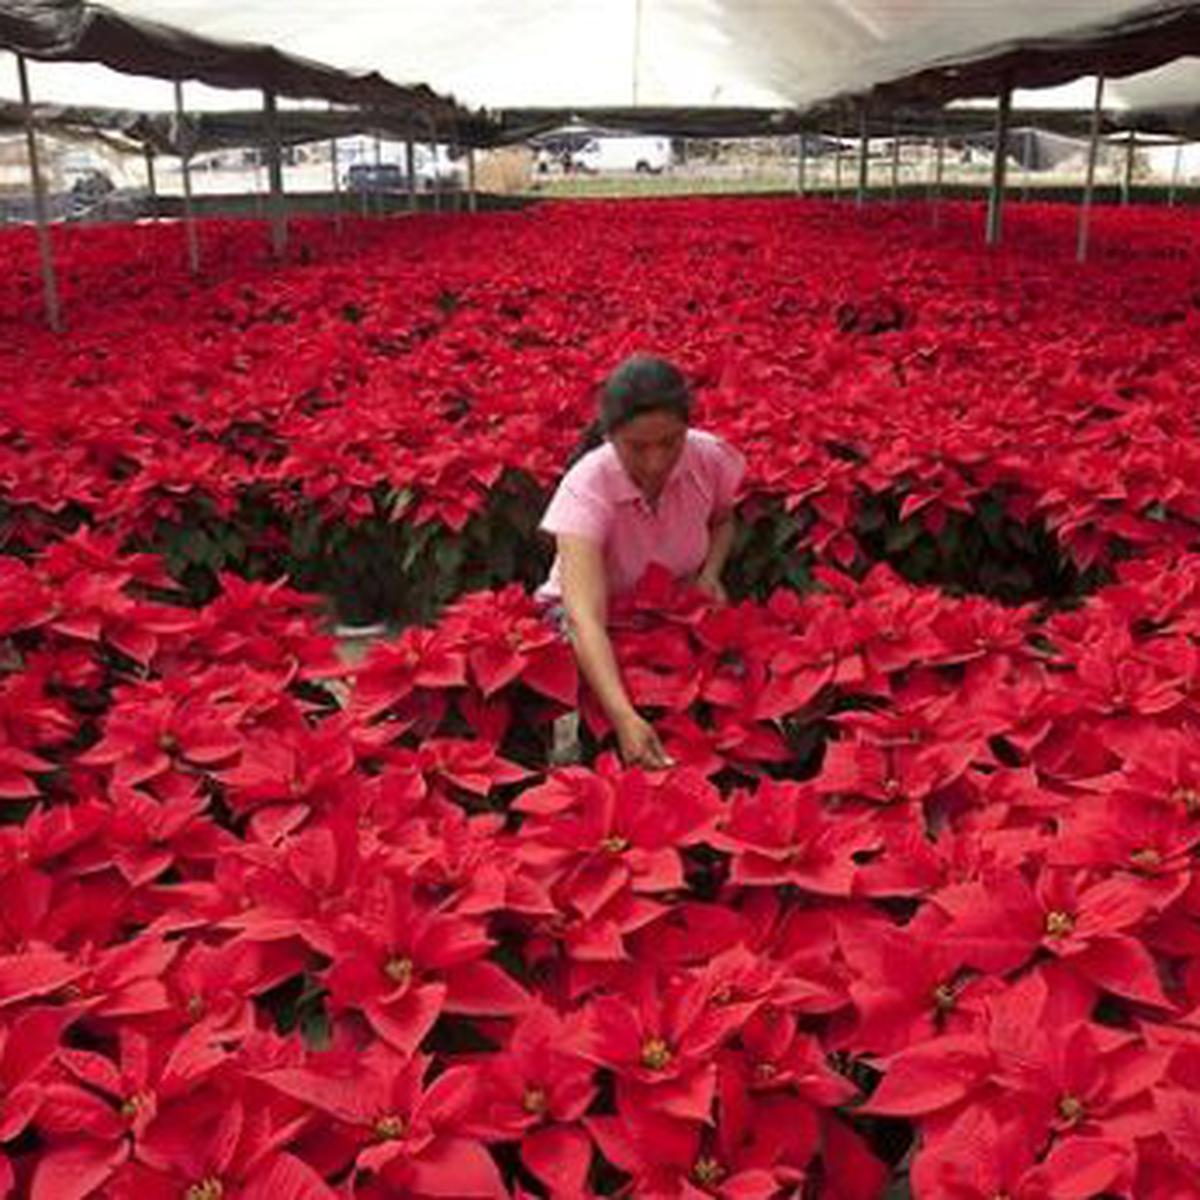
<box><xmin>873</xmin><ymin>0</ymin><xmax>1200</xmax><ymax>106</ymax></box>
<box><xmin>0</xmin><ymin>0</ymin><xmax>461</xmax><ymax>116</ymax></box>
<box><xmin>0</xmin><ymin>101</ymin><xmax>464</xmax><ymax>156</ymax></box>
<box><xmin>2</xmin><ymin>1</ymin><xmax>1198</xmax><ymax>149</ymax></box>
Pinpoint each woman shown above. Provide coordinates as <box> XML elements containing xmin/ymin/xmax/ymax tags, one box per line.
<box><xmin>538</xmin><ymin>354</ymin><xmax>745</xmax><ymax>769</ymax></box>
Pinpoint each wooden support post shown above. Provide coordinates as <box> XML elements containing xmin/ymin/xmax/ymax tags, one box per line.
<box><xmin>427</xmin><ymin>114</ymin><xmax>441</xmax><ymax>213</ymax></box>
<box><xmin>890</xmin><ymin>115</ymin><xmax>900</xmax><ymax>200</ymax></box>
<box><xmin>931</xmin><ymin>115</ymin><xmax>946</xmax><ymax>230</ymax></box>
<box><xmin>373</xmin><ymin>130</ymin><xmax>384</xmax><ymax>216</ymax></box>
<box><xmin>16</xmin><ymin>53</ymin><xmax>61</xmax><ymax>332</ymax></box>
<box><xmin>143</xmin><ymin>142</ymin><xmax>159</xmax><ymax>222</ymax></box>
<box><xmin>1121</xmin><ymin>129</ymin><xmax>1136</xmax><ymax>205</ymax></box>
<box><xmin>405</xmin><ymin>128</ymin><xmax>417</xmax><ymax>212</ymax></box>
<box><xmin>985</xmin><ymin>78</ymin><xmax>1013</xmax><ymax>246</ymax></box>
<box><xmin>329</xmin><ymin>104</ymin><xmax>342</xmax><ymax>233</ymax></box>
<box><xmin>1168</xmin><ymin>141</ymin><xmax>1183</xmax><ymax>206</ymax></box>
<box><xmin>1076</xmin><ymin>73</ymin><xmax>1105</xmax><ymax>264</ymax></box>
<box><xmin>174</xmin><ymin>80</ymin><xmax>200</xmax><ymax>274</ymax></box>
<box><xmin>834</xmin><ymin>107</ymin><xmax>845</xmax><ymax>199</ymax></box>
<box><xmin>263</xmin><ymin>89</ymin><xmax>287</xmax><ymax>258</ymax></box>
<box><xmin>856</xmin><ymin>104</ymin><xmax>868</xmax><ymax>206</ymax></box>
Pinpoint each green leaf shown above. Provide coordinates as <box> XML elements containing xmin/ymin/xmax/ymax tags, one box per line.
<box><xmin>884</xmin><ymin>521</ymin><xmax>922</xmax><ymax>554</ymax></box>
<box><xmin>387</xmin><ymin>486</ymin><xmax>415</xmax><ymax>522</ymax></box>
<box><xmin>290</xmin><ymin>516</ymin><xmax>322</xmax><ymax>560</ymax></box>
<box><xmin>434</xmin><ymin>538</ymin><xmax>465</xmax><ymax>580</ymax></box>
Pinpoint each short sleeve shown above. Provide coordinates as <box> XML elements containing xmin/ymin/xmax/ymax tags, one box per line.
<box><xmin>707</xmin><ymin>436</ymin><xmax>746</xmax><ymax>515</ymax></box>
<box><xmin>540</xmin><ymin>463</ymin><xmax>613</xmax><ymax>544</ymax></box>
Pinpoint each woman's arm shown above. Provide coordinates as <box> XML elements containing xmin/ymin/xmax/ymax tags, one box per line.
<box><xmin>557</xmin><ymin>534</ymin><xmax>672</xmax><ymax>769</ymax></box>
<box><xmin>697</xmin><ymin>512</ymin><xmax>736</xmax><ymax>601</ymax></box>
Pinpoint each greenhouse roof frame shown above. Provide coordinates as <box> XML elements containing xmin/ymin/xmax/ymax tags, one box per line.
<box><xmin>0</xmin><ymin>0</ymin><xmax>465</xmax><ymax>119</ymax></box>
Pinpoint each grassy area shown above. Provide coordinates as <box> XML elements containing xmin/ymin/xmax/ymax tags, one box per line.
<box><xmin>522</xmin><ymin>171</ymin><xmax>798</xmax><ymax>199</ymax></box>
<box><xmin>519</xmin><ymin>168</ymin><xmax>1200</xmax><ymax>204</ymax></box>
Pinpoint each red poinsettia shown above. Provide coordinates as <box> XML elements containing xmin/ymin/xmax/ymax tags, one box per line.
<box><xmin>260</xmin><ymin>1041</ymin><xmax>506</xmax><ymax>1197</ymax></box>
<box><xmin>514</xmin><ymin>759</ymin><xmax>723</xmax><ymax>920</ymax></box>
<box><xmin>321</xmin><ymin>872</ymin><xmax>528</xmax><ymax>1055</ymax></box>
<box><xmin>467</xmin><ymin>1001</ymin><xmax>596</xmax><ymax>1196</ymax></box>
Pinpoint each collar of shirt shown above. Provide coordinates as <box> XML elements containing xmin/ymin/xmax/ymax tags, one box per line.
<box><xmin>603</xmin><ymin>440</ymin><xmax>698</xmax><ymax>509</ymax></box>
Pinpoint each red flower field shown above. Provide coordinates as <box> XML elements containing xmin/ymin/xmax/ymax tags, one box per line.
<box><xmin>0</xmin><ymin>197</ymin><xmax>1199</xmax><ymax>1197</ymax></box>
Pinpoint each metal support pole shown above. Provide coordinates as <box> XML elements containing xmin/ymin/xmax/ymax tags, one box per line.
<box><xmin>263</xmin><ymin>89</ymin><xmax>287</xmax><ymax>258</ymax></box>
<box><xmin>856</xmin><ymin>105</ymin><xmax>869</xmax><ymax>207</ymax></box>
<box><xmin>426</xmin><ymin>114</ymin><xmax>441</xmax><ymax>213</ymax></box>
<box><xmin>329</xmin><ymin>107</ymin><xmax>342</xmax><ymax>233</ymax></box>
<box><xmin>405</xmin><ymin>129</ymin><xmax>417</xmax><ymax>212</ymax></box>
<box><xmin>451</xmin><ymin>136</ymin><xmax>463</xmax><ymax>212</ymax></box>
<box><xmin>890</xmin><ymin>116</ymin><xmax>900</xmax><ymax>201</ymax></box>
<box><xmin>985</xmin><ymin>78</ymin><xmax>1013</xmax><ymax>246</ymax></box>
<box><xmin>467</xmin><ymin>146</ymin><xmax>477</xmax><ymax>212</ymax></box>
<box><xmin>1169</xmin><ymin>141</ymin><xmax>1183</xmax><ymax>206</ymax></box>
<box><xmin>834</xmin><ymin>107</ymin><xmax>845</xmax><ymax>199</ymax></box>
<box><xmin>16</xmin><ymin>53</ymin><xmax>61</xmax><ymax>332</ymax></box>
<box><xmin>931</xmin><ymin>116</ymin><xmax>945</xmax><ymax>230</ymax></box>
<box><xmin>359</xmin><ymin>150</ymin><xmax>369</xmax><ymax>217</ymax></box>
<box><xmin>1076</xmin><ymin>73</ymin><xmax>1105</xmax><ymax>264</ymax></box>
<box><xmin>796</xmin><ymin>130</ymin><xmax>807</xmax><ymax>196</ymax></box>
<box><xmin>1121</xmin><ymin>129</ymin><xmax>1135</xmax><ymax>205</ymax></box>
<box><xmin>143</xmin><ymin>142</ymin><xmax>159</xmax><ymax>222</ymax></box>
<box><xmin>174</xmin><ymin>80</ymin><xmax>199</xmax><ymax>274</ymax></box>
<box><xmin>373</xmin><ymin>130</ymin><xmax>384</xmax><ymax>216</ymax></box>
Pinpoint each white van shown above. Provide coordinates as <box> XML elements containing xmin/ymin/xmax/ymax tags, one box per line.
<box><xmin>571</xmin><ymin>135</ymin><xmax>672</xmax><ymax>174</ymax></box>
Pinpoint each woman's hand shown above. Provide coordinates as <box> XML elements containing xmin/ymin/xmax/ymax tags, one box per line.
<box><xmin>695</xmin><ymin>571</ymin><xmax>728</xmax><ymax>604</ymax></box>
<box><xmin>614</xmin><ymin>711</ymin><xmax>674</xmax><ymax>770</ymax></box>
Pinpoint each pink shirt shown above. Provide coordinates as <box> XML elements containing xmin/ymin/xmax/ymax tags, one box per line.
<box><xmin>538</xmin><ymin>429</ymin><xmax>745</xmax><ymax>602</ymax></box>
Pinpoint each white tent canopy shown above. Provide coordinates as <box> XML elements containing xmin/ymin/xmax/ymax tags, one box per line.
<box><xmin>10</xmin><ymin>0</ymin><xmax>1198</xmax><ymax>115</ymax></box>
<box><xmin>952</xmin><ymin>56</ymin><xmax>1200</xmax><ymax>122</ymax></box>
<box><xmin>996</xmin><ymin>58</ymin><xmax>1200</xmax><ymax>113</ymax></box>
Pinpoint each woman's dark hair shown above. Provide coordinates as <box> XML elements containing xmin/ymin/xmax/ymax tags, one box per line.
<box><xmin>568</xmin><ymin>354</ymin><xmax>692</xmax><ymax>466</ymax></box>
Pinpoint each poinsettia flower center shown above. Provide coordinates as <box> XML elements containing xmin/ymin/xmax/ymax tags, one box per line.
<box><xmin>640</xmin><ymin>1037</ymin><xmax>674</xmax><ymax>1071</ymax></box>
<box><xmin>1129</xmin><ymin>847</ymin><xmax>1162</xmax><ymax>872</ymax></box>
<box><xmin>753</xmin><ymin>1060</ymin><xmax>778</xmax><ymax>1082</ymax></box>
<box><xmin>159</xmin><ymin>732</ymin><xmax>179</xmax><ymax>753</ymax></box>
<box><xmin>1044</xmin><ymin>910</ymin><xmax>1075</xmax><ymax>938</ymax></box>
<box><xmin>717</xmin><ymin>650</ymin><xmax>746</xmax><ymax>678</ymax></box>
<box><xmin>374</xmin><ymin>1113</ymin><xmax>407</xmax><ymax>1140</ymax></box>
<box><xmin>186</xmin><ymin>994</ymin><xmax>205</xmax><ymax>1020</ymax></box>
<box><xmin>1057</xmin><ymin>1094</ymin><xmax>1085</xmax><ymax>1125</ymax></box>
<box><xmin>692</xmin><ymin>1156</ymin><xmax>725</xmax><ymax>1187</ymax></box>
<box><xmin>522</xmin><ymin>1085</ymin><xmax>548</xmax><ymax>1115</ymax></box>
<box><xmin>383</xmin><ymin>955</ymin><xmax>414</xmax><ymax>985</ymax></box>
<box><xmin>1171</xmin><ymin>786</ymin><xmax>1200</xmax><ymax>815</ymax></box>
<box><xmin>120</xmin><ymin>1090</ymin><xmax>152</xmax><ymax>1120</ymax></box>
<box><xmin>185</xmin><ymin>1179</ymin><xmax>224</xmax><ymax>1200</ymax></box>
<box><xmin>601</xmin><ymin>835</ymin><xmax>630</xmax><ymax>854</ymax></box>
<box><xmin>933</xmin><ymin>983</ymin><xmax>958</xmax><ymax>1011</ymax></box>
<box><xmin>882</xmin><ymin>776</ymin><xmax>902</xmax><ymax>799</ymax></box>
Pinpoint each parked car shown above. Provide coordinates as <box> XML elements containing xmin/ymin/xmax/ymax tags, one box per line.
<box><xmin>341</xmin><ymin>151</ymin><xmax>465</xmax><ymax>193</ymax></box>
<box><xmin>69</xmin><ymin>169</ymin><xmax>115</xmax><ymax>202</ymax></box>
<box><xmin>342</xmin><ymin>163</ymin><xmax>408</xmax><ymax>192</ymax></box>
<box><xmin>571</xmin><ymin>136</ymin><xmax>672</xmax><ymax>174</ymax></box>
